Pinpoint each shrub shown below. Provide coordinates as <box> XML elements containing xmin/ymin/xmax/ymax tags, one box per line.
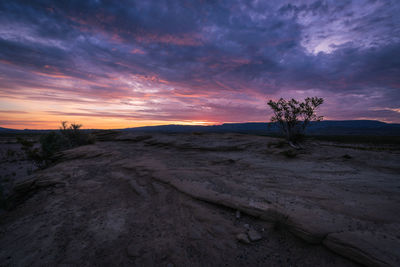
<box><xmin>17</xmin><ymin>137</ymin><xmax>40</xmax><ymax>162</ymax></box>
<box><xmin>17</xmin><ymin>137</ymin><xmax>35</xmax><ymax>150</ymax></box>
<box><xmin>6</xmin><ymin>149</ymin><xmax>15</xmax><ymax>158</ymax></box>
<box><xmin>38</xmin><ymin>131</ymin><xmax>67</xmax><ymax>167</ymax></box>
<box><xmin>18</xmin><ymin>122</ymin><xmax>95</xmax><ymax>168</ymax></box>
<box><xmin>59</xmin><ymin>121</ymin><xmax>95</xmax><ymax>147</ymax></box>
<box><xmin>267</xmin><ymin>97</ymin><xmax>324</xmax><ymax>144</ymax></box>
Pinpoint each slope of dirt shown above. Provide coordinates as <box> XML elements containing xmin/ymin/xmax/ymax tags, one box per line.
<box><xmin>1</xmin><ymin>132</ymin><xmax>399</xmax><ymax>266</ymax></box>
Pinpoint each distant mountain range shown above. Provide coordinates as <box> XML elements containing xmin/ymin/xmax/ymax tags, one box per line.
<box><xmin>0</xmin><ymin>127</ymin><xmax>50</xmax><ymax>133</ymax></box>
<box><xmin>120</xmin><ymin>120</ymin><xmax>400</xmax><ymax>136</ymax></box>
<box><xmin>1</xmin><ymin>120</ymin><xmax>400</xmax><ymax>136</ymax></box>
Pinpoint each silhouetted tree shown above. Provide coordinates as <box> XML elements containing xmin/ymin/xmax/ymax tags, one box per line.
<box><xmin>267</xmin><ymin>97</ymin><xmax>324</xmax><ymax>147</ymax></box>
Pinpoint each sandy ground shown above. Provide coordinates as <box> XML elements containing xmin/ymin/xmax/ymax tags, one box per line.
<box><xmin>1</xmin><ymin>132</ymin><xmax>399</xmax><ymax>266</ymax></box>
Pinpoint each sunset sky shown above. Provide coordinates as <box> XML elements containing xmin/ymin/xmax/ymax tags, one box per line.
<box><xmin>1</xmin><ymin>0</ymin><xmax>399</xmax><ymax>129</ymax></box>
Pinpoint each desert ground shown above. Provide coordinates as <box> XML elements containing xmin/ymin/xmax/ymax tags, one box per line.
<box><xmin>1</xmin><ymin>132</ymin><xmax>399</xmax><ymax>266</ymax></box>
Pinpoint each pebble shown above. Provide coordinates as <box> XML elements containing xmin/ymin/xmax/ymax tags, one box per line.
<box><xmin>248</xmin><ymin>229</ymin><xmax>262</xmax><ymax>241</ymax></box>
<box><xmin>126</xmin><ymin>243</ymin><xmax>142</xmax><ymax>258</ymax></box>
<box><xmin>235</xmin><ymin>210</ymin><xmax>241</xmax><ymax>219</ymax></box>
<box><xmin>236</xmin><ymin>233</ymin><xmax>250</xmax><ymax>244</ymax></box>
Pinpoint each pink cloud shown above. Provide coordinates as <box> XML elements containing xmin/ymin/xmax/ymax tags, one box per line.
<box><xmin>135</xmin><ymin>32</ymin><xmax>203</xmax><ymax>46</ymax></box>
<box><xmin>130</xmin><ymin>48</ymin><xmax>146</xmax><ymax>54</ymax></box>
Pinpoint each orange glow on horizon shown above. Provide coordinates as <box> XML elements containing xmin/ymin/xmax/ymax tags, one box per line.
<box><xmin>0</xmin><ymin>110</ymin><xmax>221</xmax><ymax>130</ymax></box>
<box><xmin>0</xmin><ymin>120</ymin><xmax>220</xmax><ymax>130</ymax></box>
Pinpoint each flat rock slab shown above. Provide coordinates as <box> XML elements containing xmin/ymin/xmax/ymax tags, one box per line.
<box><xmin>324</xmin><ymin>231</ymin><xmax>400</xmax><ymax>267</ymax></box>
<box><xmin>108</xmin><ymin>133</ymin><xmax>400</xmax><ymax>266</ymax></box>
<box><xmin>1</xmin><ymin>132</ymin><xmax>399</xmax><ymax>266</ymax></box>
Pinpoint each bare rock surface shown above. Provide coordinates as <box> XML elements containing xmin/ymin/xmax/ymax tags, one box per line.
<box><xmin>248</xmin><ymin>229</ymin><xmax>262</xmax><ymax>241</ymax></box>
<box><xmin>324</xmin><ymin>231</ymin><xmax>400</xmax><ymax>267</ymax></box>
<box><xmin>1</xmin><ymin>132</ymin><xmax>399</xmax><ymax>266</ymax></box>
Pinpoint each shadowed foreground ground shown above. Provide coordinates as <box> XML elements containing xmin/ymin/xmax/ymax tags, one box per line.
<box><xmin>1</xmin><ymin>132</ymin><xmax>399</xmax><ymax>266</ymax></box>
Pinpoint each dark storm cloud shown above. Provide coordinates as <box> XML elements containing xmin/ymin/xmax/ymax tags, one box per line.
<box><xmin>1</xmin><ymin>0</ymin><xmax>399</xmax><ymax>126</ymax></box>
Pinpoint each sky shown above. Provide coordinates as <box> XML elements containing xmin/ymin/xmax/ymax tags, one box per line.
<box><xmin>0</xmin><ymin>0</ymin><xmax>399</xmax><ymax>129</ymax></box>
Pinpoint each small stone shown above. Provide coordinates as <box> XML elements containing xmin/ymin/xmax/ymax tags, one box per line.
<box><xmin>248</xmin><ymin>229</ymin><xmax>262</xmax><ymax>241</ymax></box>
<box><xmin>235</xmin><ymin>210</ymin><xmax>241</xmax><ymax>219</ymax></box>
<box><xmin>244</xmin><ymin>224</ymin><xmax>250</xmax><ymax>229</ymax></box>
<box><xmin>189</xmin><ymin>228</ymin><xmax>202</xmax><ymax>240</ymax></box>
<box><xmin>236</xmin><ymin>233</ymin><xmax>250</xmax><ymax>244</ymax></box>
<box><xmin>126</xmin><ymin>243</ymin><xmax>142</xmax><ymax>258</ymax></box>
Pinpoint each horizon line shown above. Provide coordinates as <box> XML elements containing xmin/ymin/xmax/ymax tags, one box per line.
<box><xmin>1</xmin><ymin>119</ymin><xmax>397</xmax><ymax>131</ymax></box>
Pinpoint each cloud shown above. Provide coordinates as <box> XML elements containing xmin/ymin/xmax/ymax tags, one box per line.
<box><xmin>0</xmin><ymin>0</ymin><xmax>399</xmax><ymax>128</ymax></box>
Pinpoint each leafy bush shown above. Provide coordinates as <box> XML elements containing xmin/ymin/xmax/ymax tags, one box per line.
<box><xmin>6</xmin><ymin>149</ymin><xmax>15</xmax><ymax>158</ymax></box>
<box><xmin>59</xmin><ymin>121</ymin><xmax>95</xmax><ymax>147</ymax></box>
<box><xmin>18</xmin><ymin>122</ymin><xmax>95</xmax><ymax>168</ymax></box>
<box><xmin>38</xmin><ymin>131</ymin><xmax>66</xmax><ymax>167</ymax></box>
<box><xmin>17</xmin><ymin>137</ymin><xmax>41</xmax><ymax>163</ymax></box>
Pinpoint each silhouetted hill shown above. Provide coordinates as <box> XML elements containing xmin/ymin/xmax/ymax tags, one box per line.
<box><xmin>2</xmin><ymin>120</ymin><xmax>400</xmax><ymax>136</ymax></box>
<box><xmin>0</xmin><ymin>127</ymin><xmax>17</xmax><ymax>132</ymax></box>
<box><xmin>0</xmin><ymin>127</ymin><xmax>50</xmax><ymax>134</ymax></box>
<box><xmin>121</xmin><ymin>120</ymin><xmax>400</xmax><ymax>136</ymax></box>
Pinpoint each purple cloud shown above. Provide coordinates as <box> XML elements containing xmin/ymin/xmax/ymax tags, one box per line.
<box><xmin>0</xmin><ymin>0</ymin><xmax>399</xmax><ymax>129</ymax></box>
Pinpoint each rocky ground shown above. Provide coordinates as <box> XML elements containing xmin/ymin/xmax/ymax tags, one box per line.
<box><xmin>0</xmin><ymin>132</ymin><xmax>399</xmax><ymax>266</ymax></box>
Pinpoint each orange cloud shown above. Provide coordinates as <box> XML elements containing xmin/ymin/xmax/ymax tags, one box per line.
<box><xmin>32</xmin><ymin>71</ymin><xmax>71</xmax><ymax>79</ymax></box>
<box><xmin>130</xmin><ymin>48</ymin><xmax>146</xmax><ymax>54</ymax></box>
